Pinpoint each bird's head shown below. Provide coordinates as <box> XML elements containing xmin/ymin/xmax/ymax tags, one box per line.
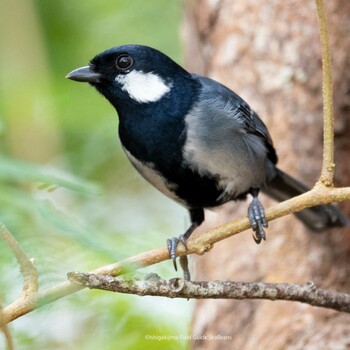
<box><xmin>66</xmin><ymin>44</ymin><xmax>191</xmax><ymax>108</ymax></box>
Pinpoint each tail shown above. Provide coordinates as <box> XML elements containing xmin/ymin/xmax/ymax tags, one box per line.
<box><xmin>262</xmin><ymin>168</ymin><xmax>348</xmax><ymax>231</ymax></box>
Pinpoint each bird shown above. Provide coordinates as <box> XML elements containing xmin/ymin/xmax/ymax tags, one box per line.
<box><xmin>66</xmin><ymin>44</ymin><xmax>347</xmax><ymax>280</ymax></box>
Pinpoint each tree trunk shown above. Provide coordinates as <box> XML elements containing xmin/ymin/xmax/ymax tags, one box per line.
<box><xmin>183</xmin><ymin>1</ymin><xmax>350</xmax><ymax>349</ymax></box>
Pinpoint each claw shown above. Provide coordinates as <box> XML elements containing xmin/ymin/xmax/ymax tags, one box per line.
<box><xmin>252</xmin><ymin>223</ymin><xmax>266</xmax><ymax>244</ymax></box>
<box><xmin>166</xmin><ymin>238</ymin><xmax>178</xmax><ymax>271</ymax></box>
<box><xmin>172</xmin><ymin>258</ymin><xmax>177</xmax><ymax>271</ymax></box>
<box><xmin>253</xmin><ymin>234</ymin><xmax>261</xmax><ymax>244</ymax></box>
<box><xmin>179</xmin><ymin>234</ymin><xmax>188</xmax><ymax>250</ymax></box>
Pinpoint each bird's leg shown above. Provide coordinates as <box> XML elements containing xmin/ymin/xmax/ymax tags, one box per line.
<box><xmin>179</xmin><ymin>256</ymin><xmax>191</xmax><ymax>282</ymax></box>
<box><xmin>248</xmin><ymin>188</ymin><xmax>268</xmax><ymax>244</ymax></box>
<box><xmin>166</xmin><ymin>208</ymin><xmax>204</xmax><ymax>280</ymax></box>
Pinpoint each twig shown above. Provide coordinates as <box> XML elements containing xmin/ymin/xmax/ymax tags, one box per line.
<box><xmin>0</xmin><ymin>326</ymin><xmax>14</xmax><ymax>350</ymax></box>
<box><xmin>68</xmin><ymin>272</ymin><xmax>350</xmax><ymax>313</ymax></box>
<box><xmin>0</xmin><ymin>302</ymin><xmax>14</xmax><ymax>350</ymax></box>
<box><xmin>0</xmin><ymin>224</ymin><xmax>38</xmax><ymax>298</ymax></box>
<box><xmin>316</xmin><ymin>0</ymin><xmax>335</xmax><ymax>187</ymax></box>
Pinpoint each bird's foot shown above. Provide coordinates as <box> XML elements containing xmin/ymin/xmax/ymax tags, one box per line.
<box><xmin>166</xmin><ymin>235</ymin><xmax>191</xmax><ymax>280</ymax></box>
<box><xmin>248</xmin><ymin>195</ymin><xmax>268</xmax><ymax>244</ymax></box>
<box><xmin>166</xmin><ymin>210</ymin><xmax>203</xmax><ymax>281</ymax></box>
<box><xmin>166</xmin><ymin>234</ymin><xmax>187</xmax><ymax>271</ymax></box>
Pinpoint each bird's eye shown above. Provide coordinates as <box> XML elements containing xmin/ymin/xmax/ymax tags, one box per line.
<box><xmin>115</xmin><ymin>54</ymin><xmax>133</xmax><ymax>71</ymax></box>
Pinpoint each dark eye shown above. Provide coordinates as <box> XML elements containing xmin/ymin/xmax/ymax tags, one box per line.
<box><xmin>116</xmin><ymin>54</ymin><xmax>133</xmax><ymax>71</ymax></box>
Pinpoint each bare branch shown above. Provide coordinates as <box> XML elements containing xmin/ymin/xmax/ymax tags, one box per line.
<box><xmin>0</xmin><ymin>326</ymin><xmax>14</xmax><ymax>350</ymax></box>
<box><xmin>68</xmin><ymin>272</ymin><xmax>350</xmax><ymax>314</ymax></box>
<box><xmin>0</xmin><ymin>223</ymin><xmax>38</xmax><ymax>298</ymax></box>
<box><xmin>0</xmin><ymin>302</ymin><xmax>14</xmax><ymax>350</ymax></box>
<box><xmin>316</xmin><ymin>0</ymin><xmax>335</xmax><ymax>186</ymax></box>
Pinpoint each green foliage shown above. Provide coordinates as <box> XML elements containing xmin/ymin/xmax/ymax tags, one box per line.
<box><xmin>0</xmin><ymin>155</ymin><xmax>101</xmax><ymax>194</ymax></box>
<box><xmin>0</xmin><ymin>0</ymin><xmax>191</xmax><ymax>349</ymax></box>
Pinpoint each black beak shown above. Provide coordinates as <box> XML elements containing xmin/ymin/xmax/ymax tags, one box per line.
<box><xmin>65</xmin><ymin>66</ymin><xmax>102</xmax><ymax>83</ymax></box>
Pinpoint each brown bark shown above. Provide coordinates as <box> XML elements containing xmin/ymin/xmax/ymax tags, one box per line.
<box><xmin>183</xmin><ymin>1</ymin><xmax>350</xmax><ymax>349</ymax></box>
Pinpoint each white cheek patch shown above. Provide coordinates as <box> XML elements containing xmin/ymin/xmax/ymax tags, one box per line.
<box><xmin>115</xmin><ymin>70</ymin><xmax>172</xmax><ymax>103</ymax></box>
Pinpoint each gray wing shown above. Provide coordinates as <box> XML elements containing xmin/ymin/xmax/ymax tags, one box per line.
<box><xmin>182</xmin><ymin>74</ymin><xmax>278</xmax><ymax>198</ymax></box>
<box><xmin>194</xmin><ymin>74</ymin><xmax>277</xmax><ymax>164</ymax></box>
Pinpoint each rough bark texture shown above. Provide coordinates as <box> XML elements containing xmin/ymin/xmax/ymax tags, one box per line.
<box><xmin>69</xmin><ymin>272</ymin><xmax>350</xmax><ymax>313</ymax></box>
<box><xmin>182</xmin><ymin>1</ymin><xmax>350</xmax><ymax>349</ymax></box>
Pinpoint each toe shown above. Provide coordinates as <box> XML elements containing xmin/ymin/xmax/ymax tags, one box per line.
<box><xmin>166</xmin><ymin>238</ymin><xmax>178</xmax><ymax>271</ymax></box>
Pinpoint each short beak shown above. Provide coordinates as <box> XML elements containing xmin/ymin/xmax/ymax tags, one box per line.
<box><xmin>65</xmin><ymin>66</ymin><xmax>102</xmax><ymax>83</ymax></box>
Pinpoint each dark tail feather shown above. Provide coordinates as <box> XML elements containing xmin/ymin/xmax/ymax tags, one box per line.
<box><xmin>262</xmin><ymin>168</ymin><xmax>349</xmax><ymax>231</ymax></box>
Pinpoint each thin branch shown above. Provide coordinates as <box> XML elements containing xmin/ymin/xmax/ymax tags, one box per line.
<box><xmin>0</xmin><ymin>303</ymin><xmax>14</xmax><ymax>350</ymax></box>
<box><xmin>0</xmin><ymin>326</ymin><xmax>14</xmax><ymax>350</ymax></box>
<box><xmin>68</xmin><ymin>272</ymin><xmax>350</xmax><ymax>313</ymax></box>
<box><xmin>1</xmin><ymin>186</ymin><xmax>350</xmax><ymax>326</ymax></box>
<box><xmin>0</xmin><ymin>224</ymin><xmax>38</xmax><ymax>298</ymax></box>
<box><xmin>316</xmin><ymin>0</ymin><xmax>335</xmax><ymax>186</ymax></box>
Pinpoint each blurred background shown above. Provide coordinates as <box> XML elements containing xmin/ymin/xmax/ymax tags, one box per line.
<box><xmin>0</xmin><ymin>0</ymin><xmax>191</xmax><ymax>349</ymax></box>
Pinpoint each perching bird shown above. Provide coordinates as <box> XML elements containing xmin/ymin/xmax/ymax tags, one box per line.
<box><xmin>66</xmin><ymin>44</ymin><xmax>347</xmax><ymax>279</ymax></box>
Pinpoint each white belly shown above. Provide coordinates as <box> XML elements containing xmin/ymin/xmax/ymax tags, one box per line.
<box><xmin>123</xmin><ymin>147</ymin><xmax>187</xmax><ymax>206</ymax></box>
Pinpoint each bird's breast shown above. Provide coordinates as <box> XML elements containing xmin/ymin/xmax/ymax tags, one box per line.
<box><xmin>122</xmin><ymin>147</ymin><xmax>187</xmax><ymax>206</ymax></box>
